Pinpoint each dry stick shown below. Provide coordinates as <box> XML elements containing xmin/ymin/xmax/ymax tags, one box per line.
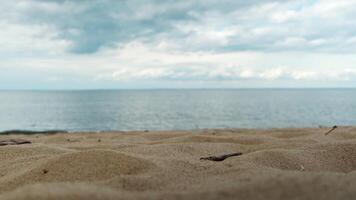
<box><xmin>200</xmin><ymin>152</ymin><xmax>243</xmax><ymax>162</ymax></box>
<box><xmin>324</xmin><ymin>125</ymin><xmax>338</xmax><ymax>135</ymax></box>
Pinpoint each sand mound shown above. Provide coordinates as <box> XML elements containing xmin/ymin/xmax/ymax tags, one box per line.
<box><xmin>119</xmin><ymin>143</ymin><xmax>240</xmax><ymax>160</ymax></box>
<box><xmin>36</xmin><ymin>150</ymin><xmax>154</xmax><ymax>179</ymax></box>
<box><xmin>165</xmin><ymin>173</ymin><xmax>356</xmax><ymax>200</ymax></box>
<box><xmin>270</xmin><ymin>129</ymin><xmax>312</xmax><ymax>139</ymax></box>
<box><xmin>246</xmin><ymin>142</ymin><xmax>356</xmax><ymax>173</ymax></box>
<box><xmin>4</xmin><ymin>173</ymin><xmax>356</xmax><ymax>200</ymax></box>
<box><xmin>2</xmin><ymin>183</ymin><xmax>125</xmax><ymax>200</ymax></box>
<box><xmin>0</xmin><ymin>145</ymin><xmax>67</xmax><ymax>161</ymax></box>
<box><xmin>246</xmin><ymin>150</ymin><xmax>303</xmax><ymax>171</ymax></box>
<box><xmin>2</xmin><ymin>127</ymin><xmax>356</xmax><ymax>200</ymax></box>
<box><xmin>0</xmin><ymin>150</ymin><xmax>155</xmax><ymax>193</ymax></box>
<box><xmin>306</xmin><ymin>143</ymin><xmax>356</xmax><ymax>172</ymax></box>
<box><xmin>164</xmin><ymin>135</ymin><xmax>267</xmax><ymax>145</ymax></box>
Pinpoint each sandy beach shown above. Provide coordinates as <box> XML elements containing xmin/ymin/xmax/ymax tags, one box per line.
<box><xmin>1</xmin><ymin>127</ymin><xmax>356</xmax><ymax>199</ymax></box>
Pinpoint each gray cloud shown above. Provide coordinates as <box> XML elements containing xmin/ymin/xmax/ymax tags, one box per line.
<box><xmin>2</xmin><ymin>0</ymin><xmax>356</xmax><ymax>55</ymax></box>
<box><xmin>2</xmin><ymin>0</ymin><xmax>319</xmax><ymax>54</ymax></box>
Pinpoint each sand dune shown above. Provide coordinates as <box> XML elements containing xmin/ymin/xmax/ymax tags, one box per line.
<box><xmin>1</xmin><ymin>127</ymin><xmax>356</xmax><ymax>199</ymax></box>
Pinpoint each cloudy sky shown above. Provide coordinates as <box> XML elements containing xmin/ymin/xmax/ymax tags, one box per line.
<box><xmin>1</xmin><ymin>0</ymin><xmax>356</xmax><ymax>89</ymax></box>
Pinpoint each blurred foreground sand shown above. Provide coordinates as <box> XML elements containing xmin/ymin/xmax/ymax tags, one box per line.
<box><xmin>1</xmin><ymin>127</ymin><xmax>356</xmax><ymax>199</ymax></box>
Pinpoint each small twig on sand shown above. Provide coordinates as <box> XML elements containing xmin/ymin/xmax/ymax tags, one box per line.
<box><xmin>324</xmin><ymin>125</ymin><xmax>338</xmax><ymax>135</ymax></box>
<box><xmin>200</xmin><ymin>152</ymin><xmax>243</xmax><ymax>162</ymax></box>
<box><xmin>0</xmin><ymin>139</ymin><xmax>31</xmax><ymax>146</ymax></box>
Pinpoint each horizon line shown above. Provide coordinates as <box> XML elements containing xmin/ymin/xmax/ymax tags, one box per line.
<box><xmin>1</xmin><ymin>87</ymin><xmax>356</xmax><ymax>91</ymax></box>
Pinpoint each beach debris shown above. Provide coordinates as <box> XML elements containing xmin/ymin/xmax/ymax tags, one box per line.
<box><xmin>200</xmin><ymin>152</ymin><xmax>243</xmax><ymax>162</ymax></box>
<box><xmin>0</xmin><ymin>139</ymin><xmax>31</xmax><ymax>146</ymax></box>
<box><xmin>300</xmin><ymin>165</ymin><xmax>305</xmax><ymax>171</ymax></box>
<box><xmin>66</xmin><ymin>138</ymin><xmax>81</xmax><ymax>142</ymax></box>
<box><xmin>98</xmin><ymin>139</ymin><xmax>101</xmax><ymax>142</ymax></box>
<box><xmin>324</xmin><ymin>125</ymin><xmax>338</xmax><ymax>135</ymax></box>
<box><xmin>42</xmin><ymin>169</ymin><xmax>49</xmax><ymax>174</ymax></box>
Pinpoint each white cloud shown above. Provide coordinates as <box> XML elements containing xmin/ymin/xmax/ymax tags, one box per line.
<box><xmin>0</xmin><ymin>21</ymin><xmax>70</xmax><ymax>56</ymax></box>
<box><xmin>86</xmin><ymin>42</ymin><xmax>356</xmax><ymax>83</ymax></box>
<box><xmin>1</xmin><ymin>0</ymin><xmax>356</xmax><ymax>89</ymax></box>
<box><xmin>270</xmin><ymin>10</ymin><xmax>299</xmax><ymax>23</ymax></box>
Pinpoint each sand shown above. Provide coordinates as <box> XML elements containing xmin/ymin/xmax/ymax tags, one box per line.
<box><xmin>1</xmin><ymin>127</ymin><xmax>356</xmax><ymax>199</ymax></box>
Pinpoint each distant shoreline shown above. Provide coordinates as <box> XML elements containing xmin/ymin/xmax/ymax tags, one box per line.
<box><xmin>1</xmin><ymin>88</ymin><xmax>356</xmax><ymax>92</ymax></box>
<box><xmin>0</xmin><ymin>125</ymin><xmax>347</xmax><ymax>135</ymax></box>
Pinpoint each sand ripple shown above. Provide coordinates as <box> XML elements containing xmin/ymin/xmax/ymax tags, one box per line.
<box><xmin>1</xmin><ymin>127</ymin><xmax>356</xmax><ymax>199</ymax></box>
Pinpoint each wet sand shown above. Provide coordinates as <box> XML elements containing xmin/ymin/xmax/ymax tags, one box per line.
<box><xmin>1</xmin><ymin>127</ymin><xmax>356</xmax><ymax>199</ymax></box>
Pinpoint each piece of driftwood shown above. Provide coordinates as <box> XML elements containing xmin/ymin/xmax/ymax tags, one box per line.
<box><xmin>324</xmin><ymin>125</ymin><xmax>338</xmax><ymax>135</ymax></box>
<box><xmin>0</xmin><ymin>139</ymin><xmax>31</xmax><ymax>146</ymax></box>
<box><xmin>200</xmin><ymin>152</ymin><xmax>243</xmax><ymax>161</ymax></box>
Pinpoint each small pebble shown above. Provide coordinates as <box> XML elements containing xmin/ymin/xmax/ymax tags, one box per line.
<box><xmin>43</xmin><ymin>169</ymin><xmax>49</xmax><ymax>174</ymax></box>
<box><xmin>300</xmin><ymin>165</ymin><xmax>305</xmax><ymax>171</ymax></box>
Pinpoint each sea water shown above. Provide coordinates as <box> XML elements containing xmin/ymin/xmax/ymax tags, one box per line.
<box><xmin>0</xmin><ymin>89</ymin><xmax>355</xmax><ymax>132</ymax></box>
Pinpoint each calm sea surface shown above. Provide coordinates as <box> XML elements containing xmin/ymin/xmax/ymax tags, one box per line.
<box><xmin>0</xmin><ymin>89</ymin><xmax>355</xmax><ymax>132</ymax></box>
